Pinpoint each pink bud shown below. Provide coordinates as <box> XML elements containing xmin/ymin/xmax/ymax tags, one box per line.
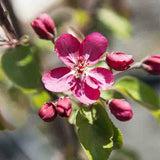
<box><xmin>56</xmin><ymin>97</ymin><xmax>72</xmax><ymax>118</ymax></box>
<box><xmin>31</xmin><ymin>13</ymin><xmax>55</xmax><ymax>40</ymax></box>
<box><xmin>106</xmin><ymin>52</ymin><xmax>134</xmax><ymax>71</ymax></box>
<box><xmin>142</xmin><ymin>55</ymin><xmax>160</xmax><ymax>75</ymax></box>
<box><xmin>39</xmin><ymin>102</ymin><xmax>57</xmax><ymax>122</ymax></box>
<box><xmin>109</xmin><ymin>99</ymin><xmax>133</xmax><ymax>121</ymax></box>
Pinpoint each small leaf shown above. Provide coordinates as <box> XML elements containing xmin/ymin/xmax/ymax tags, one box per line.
<box><xmin>68</xmin><ymin>100</ymin><xmax>79</xmax><ymax>124</ymax></box>
<box><xmin>2</xmin><ymin>45</ymin><xmax>41</xmax><ymax>89</ymax></box>
<box><xmin>113</xmin><ymin>76</ymin><xmax>160</xmax><ymax>110</ymax></box>
<box><xmin>112</xmin><ymin>125</ymin><xmax>123</xmax><ymax>150</ymax></box>
<box><xmin>76</xmin><ymin>102</ymin><xmax>123</xmax><ymax>160</ymax></box>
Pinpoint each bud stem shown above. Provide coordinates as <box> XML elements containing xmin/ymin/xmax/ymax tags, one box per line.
<box><xmin>114</xmin><ymin>61</ymin><xmax>142</xmax><ymax>76</ymax></box>
<box><xmin>99</xmin><ymin>97</ymin><xmax>109</xmax><ymax>104</ymax></box>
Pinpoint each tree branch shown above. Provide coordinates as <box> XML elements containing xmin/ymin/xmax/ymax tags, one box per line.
<box><xmin>0</xmin><ymin>2</ymin><xmax>16</xmax><ymax>41</ymax></box>
<box><xmin>2</xmin><ymin>0</ymin><xmax>23</xmax><ymax>38</ymax></box>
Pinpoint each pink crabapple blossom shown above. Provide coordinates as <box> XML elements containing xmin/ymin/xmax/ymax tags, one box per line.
<box><xmin>39</xmin><ymin>102</ymin><xmax>57</xmax><ymax>122</ymax></box>
<box><xmin>142</xmin><ymin>55</ymin><xmax>160</xmax><ymax>75</ymax></box>
<box><xmin>109</xmin><ymin>99</ymin><xmax>133</xmax><ymax>121</ymax></box>
<box><xmin>55</xmin><ymin>97</ymin><xmax>72</xmax><ymax>117</ymax></box>
<box><xmin>42</xmin><ymin>32</ymin><xmax>114</xmax><ymax>104</ymax></box>
<box><xmin>31</xmin><ymin>13</ymin><xmax>55</xmax><ymax>40</ymax></box>
<box><xmin>106</xmin><ymin>52</ymin><xmax>134</xmax><ymax>71</ymax></box>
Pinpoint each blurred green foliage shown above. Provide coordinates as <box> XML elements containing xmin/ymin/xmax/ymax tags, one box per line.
<box><xmin>97</xmin><ymin>9</ymin><xmax>131</xmax><ymax>39</ymax></box>
<box><xmin>110</xmin><ymin>147</ymin><xmax>141</xmax><ymax>160</ymax></box>
<box><xmin>2</xmin><ymin>45</ymin><xmax>41</xmax><ymax>89</ymax></box>
<box><xmin>32</xmin><ymin>91</ymin><xmax>50</xmax><ymax>109</ymax></box>
<box><xmin>72</xmin><ymin>9</ymin><xmax>91</xmax><ymax>28</ymax></box>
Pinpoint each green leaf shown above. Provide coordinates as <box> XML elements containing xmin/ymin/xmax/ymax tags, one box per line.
<box><xmin>112</xmin><ymin>125</ymin><xmax>123</xmax><ymax>150</ymax></box>
<box><xmin>76</xmin><ymin>102</ymin><xmax>123</xmax><ymax>160</ymax></box>
<box><xmin>113</xmin><ymin>76</ymin><xmax>160</xmax><ymax>110</ymax></box>
<box><xmin>68</xmin><ymin>100</ymin><xmax>80</xmax><ymax>124</ymax></box>
<box><xmin>101</xmin><ymin>90</ymin><xmax>124</xmax><ymax>100</ymax></box>
<box><xmin>113</xmin><ymin>76</ymin><xmax>160</xmax><ymax>123</ymax></box>
<box><xmin>35</xmin><ymin>39</ymin><xmax>54</xmax><ymax>51</ymax></box>
<box><xmin>2</xmin><ymin>45</ymin><xmax>41</xmax><ymax>89</ymax></box>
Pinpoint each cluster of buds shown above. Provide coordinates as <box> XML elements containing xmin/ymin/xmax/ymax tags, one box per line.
<box><xmin>105</xmin><ymin>51</ymin><xmax>160</xmax><ymax>75</ymax></box>
<box><xmin>107</xmin><ymin>99</ymin><xmax>133</xmax><ymax>121</ymax></box>
<box><xmin>39</xmin><ymin>97</ymin><xmax>72</xmax><ymax>122</ymax></box>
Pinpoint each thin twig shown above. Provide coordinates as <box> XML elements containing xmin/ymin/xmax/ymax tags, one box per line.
<box><xmin>0</xmin><ymin>2</ymin><xmax>16</xmax><ymax>41</ymax></box>
<box><xmin>2</xmin><ymin>0</ymin><xmax>22</xmax><ymax>37</ymax></box>
<box><xmin>114</xmin><ymin>62</ymin><xmax>142</xmax><ymax>76</ymax></box>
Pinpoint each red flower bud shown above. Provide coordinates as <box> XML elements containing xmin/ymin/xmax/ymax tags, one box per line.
<box><xmin>31</xmin><ymin>13</ymin><xmax>55</xmax><ymax>40</ymax></box>
<box><xmin>142</xmin><ymin>55</ymin><xmax>160</xmax><ymax>75</ymax></box>
<box><xmin>106</xmin><ymin>52</ymin><xmax>134</xmax><ymax>71</ymax></box>
<box><xmin>109</xmin><ymin>99</ymin><xmax>133</xmax><ymax>121</ymax></box>
<box><xmin>39</xmin><ymin>102</ymin><xmax>57</xmax><ymax>122</ymax></box>
<box><xmin>56</xmin><ymin>97</ymin><xmax>72</xmax><ymax>118</ymax></box>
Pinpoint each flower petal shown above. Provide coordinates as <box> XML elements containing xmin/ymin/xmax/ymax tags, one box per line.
<box><xmin>55</xmin><ymin>33</ymin><xmax>80</xmax><ymax>66</ymax></box>
<box><xmin>71</xmin><ymin>78</ymin><xmax>100</xmax><ymax>104</ymax></box>
<box><xmin>42</xmin><ymin>67</ymin><xmax>75</xmax><ymax>92</ymax></box>
<box><xmin>79</xmin><ymin>32</ymin><xmax>108</xmax><ymax>66</ymax></box>
<box><xmin>86</xmin><ymin>67</ymin><xmax>114</xmax><ymax>90</ymax></box>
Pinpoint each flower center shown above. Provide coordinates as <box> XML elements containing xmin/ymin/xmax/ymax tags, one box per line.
<box><xmin>74</xmin><ymin>56</ymin><xmax>89</xmax><ymax>78</ymax></box>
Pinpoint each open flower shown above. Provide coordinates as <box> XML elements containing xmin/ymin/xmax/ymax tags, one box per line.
<box><xmin>42</xmin><ymin>33</ymin><xmax>114</xmax><ymax>104</ymax></box>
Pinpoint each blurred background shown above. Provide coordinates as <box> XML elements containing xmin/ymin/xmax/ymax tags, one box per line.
<box><xmin>0</xmin><ymin>0</ymin><xmax>160</xmax><ymax>160</ymax></box>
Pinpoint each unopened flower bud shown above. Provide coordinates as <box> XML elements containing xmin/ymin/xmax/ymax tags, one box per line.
<box><xmin>31</xmin><ymin>13</ymin><xmax>55</xmax><ymax>40</ymax></box>
<box><xmin>142</xmin><ymin>55</ymin><xmax>160</xmax><ymax>75</ymax></box>
<box><xmin>106</xmin><ymin>52</ymin><xmax>134</xmax><ymax>71</ymax></box>
<box><xmin>109</xmin><ymin>99</ymin><xmax>133</xmax><ymax>121</ymax></box>
<box><xmin>39</xmin><ymin>102</ymin><xmax>57</xmax><ymax>122</ymax></box>
<box><xmin>56</xmin><ymin>97</ymin><xmax>72</xmax><ymax>118</ymax></box>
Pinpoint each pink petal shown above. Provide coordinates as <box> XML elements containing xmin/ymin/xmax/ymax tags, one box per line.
<box><xmin>55</xmin><ymin>33</ymin><xmax>80</xmax><ymax>67</ymax></box>
<box><xmin>42</xmin><ymin>67</ymin><xmax>75</xmax><ymax>92</ymax></box>
<box><xmin>39</xmin><ymin>13</ymin><xmax>55</xmax><ymax>34</ymax></box>
<box><xmin>71</xmin><ymin>78</ymin><xmax>100</xmax><ymax>104</ymax></box>
<box><xmin>86</xmin><ymin>67</ymin><xmax>114</xmax><ymax>90</ymax></box>
<box><xmin>79</xmin><ymin>32</ymin><xmax>108</xmax><ymax>66</ymax></box>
